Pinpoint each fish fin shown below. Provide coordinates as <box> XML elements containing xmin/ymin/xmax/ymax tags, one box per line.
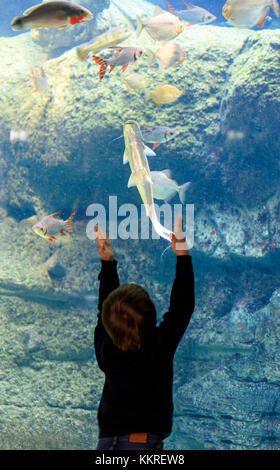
<box><xmin>272</xmin><ymin>0</ymin><xmax>280</xmax><ymax>17</ymax></box>
<box><xmin>65</xmin><ymin>211</ymin><xmax>76</xmax><ymax>237</ymax></box>
<box><xmin>122</xmin><ymin>65</ymin><xmax>128</xmax><ymax>73</ymax></box>
<box><xmin>153</xmin><ymin>7</ymin><xmax>164</xmax><ymax>15</ymax></box>
<box><xmin>123</xmin><ymin>151</ymin><xmax>129</xmax><ymax>164</ymax></box>
<box><xmin>184</xmin><ymin>2</ymin><xmax>194</xmax><ymax>9</ymax></box>
<box><xmin>60</xmin><ymin>229</ymin><xmax>66</xmax><ymax>236</ymax></box>
<box><xmin>70</xmin><ymin>15</ymin><xmax>84</xmax><ymax>25</ymax></box>
<box><xmin>50</xmin><ymin>210</ymin><xmax>62</xmax><ymax>219</ymax></box>
<box><xmin>136</xmin><ymin>16</ymin><xmax>144</xmax><ymax>36</ymax></box>
<box><xmin>92</xmin><ymin>55</ymin><xmax>108</xmax><ymax>80</ymax></box>
<box><xmin>257</xmin><ymin>8</ymin><xmax>269</xmax><ymax>27</ymax></box>
<box><xmin>32</xmin><ymin>89</ymin><xmax>39</xmax><ymax>93</ymax></box>
<box><xmin>144</xmin><ymin>145</ymin><xmax>156</xmax><ymax>157</ymax></box>
<box><xmin>125</xmin><ymin>84</ymin><xmax>133</xmax><ymax>93</ymax></box>
<box><xmin>152</xmin><ymin>142</ymin><xmax>161</xmax><ymax>150</ymax></box>
<box><xmin>145</xmin><ymin>48</ymin><xmax>156</xmax><ymax>66</ymax></box>
<box><xmin>108</xmin><ymin>46</ymin><xmax>122</xmax><ymax>53</ymax></box>
<box><xmin>164</xmin><ymin>194</ymin><xmax>175</xmax><ymax>203</ymax></box>
<box><xmin>167</xmin><ymin>3</ymin><xmax>175</xmax><ymax>15</ymax></box>
<box><xmin>161</xmin><ymin>169</ymin><xmax>172</xmax><ymax>178</ymax></box>
<box><xmin>143</xmin><ymin>125</ymin><xmax>153</xmax><ymax>130</ymax></box>
<box><xmin>109</xmin><ymin>65</ymin><xmax>115</xmax><ymax>73</ymax></box>
<box><xmin>127</xmin><ymin>173</ymin><xmax>137</xmax><ymax>188</ymax></box>
<box><xmin>179</xmin><ymin>182</ymin><xmax>191</xmax><ymax>204</ymax></box>
<box><xmin>48</xmin><ymin>237</ymin><xmax>57</xmax><ymax>242</ymax></box>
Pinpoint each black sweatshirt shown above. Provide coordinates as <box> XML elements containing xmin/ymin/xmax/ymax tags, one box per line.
<box><xmin>94</xmin><ymin>255</ymin><xmax>195</xmax><ymax>439</ymax></box>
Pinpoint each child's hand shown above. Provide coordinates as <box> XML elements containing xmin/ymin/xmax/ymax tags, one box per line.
<box><xmin>94</xmin><ymin>225</ymin><xmax>114</xmax><ymax>261</ymax></box>
<box><xmin>170</xmin><ymin>216</ymin><xmax>189</xmax><ymax>256</ymax></box>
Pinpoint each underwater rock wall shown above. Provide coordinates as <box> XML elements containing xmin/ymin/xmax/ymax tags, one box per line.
<box><xmin>0</xmin><ymin>22</ymin><xmax>280</xmax><ymax>449</ymax></box>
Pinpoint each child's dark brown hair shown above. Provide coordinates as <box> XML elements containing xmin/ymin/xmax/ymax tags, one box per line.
<box><xmin>102</xmin><ymin>284</ymin><xmax>157</xmax><ymax>351</ymax></box>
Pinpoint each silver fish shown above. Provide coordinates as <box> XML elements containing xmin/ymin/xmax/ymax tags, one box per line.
<box><xmin>141</xmin><ymin>125</ymin><xmax>180</xmax><ymax>150</ymax></box>
<box><xmin>167</xmin><ymin>2</ymin><xmax>216</xmax><ymax>24</ymax></box>
<box><xmin>30</xmin><ymin>67</ymin><xmax>50</xmax><ymax>95</ymax></box>
<box><xmin>222</xmin><ymin>0</ymin><xmax>279</xmax><ymax>28</ymax></box>
<box><xmin>150</xmin><ymin>170</ymin><xmax>192</xmax><ymax>203</ymax></box>
<box><xmin>136</xmin><ymin>11</ymin><xmax>184</xmax><ymax>41</ymax></box>
<box><xmin>11</xmin><ymin>1</ymin><xmax>93</xmax><ymax>31</ymax></box>
<box><xmin>32</xmin><ymin>210</ymin><xmax>76</xmax><ymax>242</ymax></box>
<box><xmin>123</xmin><ymin>120</ymin><xmax>172</xmax><ymax>241</ymax></box>
<box><xmin>92</xmin><ymin>47</ymin><xmax>143</xmax><ymax>80</ymax></box>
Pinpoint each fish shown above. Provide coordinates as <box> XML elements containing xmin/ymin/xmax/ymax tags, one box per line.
<box><xmin>167</xmin><ymin>2</ymin><xmax>216</xmax><ymax>24</ymax></box>
<box><xmin>222</xmin><ymin>0</ymin><xmax>279</xmax><ymax>28</ymax></box>
<box><xmin>30</xmin><ymin>67</ymin><xmax>50</xmax><ymax>95</ymax></box>
<box><xmin>76</xmin><ymin>26</ymin><xmax>132</xmax><ymax>61</ymax></box>
<box><xmin>150</xmin><ymin>170</ymin><xmax>191</xmax><ymax>203</ymax></box>
<box><xmin>43</xmin><ymin>252</ymin><xmax>67</xmax><ymax>280</ymax></box>
<box><xmin>145</xmin><ymin>84</ymin><xmax>183</xmax><ymax>106</ymax></box>
<box><xmin>11</xmin><ymin>1</ymin><xmax>93</xmax><ymax>31</ymax></box>
<box><xmin>136</xmin><ymin>11</ymin><xmax>185</xmax><ymax>41</ymax></box>
<box><xmin>140</xmin><ymin>125</ymin><xmax>180</xmax><ymax>150</ymax></box>
<box><xmin>146</xmin><ymin>41</ymin><xmax>186</xmax><ymax>69</ymax></box>
<box><xmin>123</xmin><ymin>120</ymin><xmax>172</xmax><ymax>242</ymax></box>
<box><xmin>122</xmin><ymin>72</ymin><xmax>148</xmax><ymax>93</ymax></box>
<box><xmin>32</xmin><ymin>210</ymin><xmax>76</xmax><ymax>242</ymax></box>
<box><xmin>92</xmin><ymin>47</ymin><xmax>143</xmax><ymax>80</ymax></box>
<box><xmin>25</xmin><ymin>329</ymin><xmax>45</xmax><ymax>352</ymax></box>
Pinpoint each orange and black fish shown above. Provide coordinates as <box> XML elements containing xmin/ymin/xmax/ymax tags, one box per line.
<box><xmin>92</xmin><ymin>46</ymin><xmax>143</xmax><ymax>80</ymax></box>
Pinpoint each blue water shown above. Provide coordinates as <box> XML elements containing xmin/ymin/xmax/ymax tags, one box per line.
<box><xmin>1</xmin><ymin>0</ymin><xmax>280</xmax><ymax>451</ymax></box>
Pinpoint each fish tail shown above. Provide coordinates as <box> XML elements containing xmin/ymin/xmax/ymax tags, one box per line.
<box><xmin>179</xmin><ymin>182</ymin><xmax>192</xmax><ymax>204</ymax></box>
<box><xmin>76</xmin><ymin>47</ymin><xmax>88</xmax><ymax>61</ymax></box>
<box><xmin>136</xmin><ymin>15</ymin><xmax>144</xmax><ymax>37</ymax></box>
<box><xmin>92</xmin><ymin>55</ymin><xmax>107</xmax><ymax>80</ymax></box>
<box><xmin>65</xmin><ymin>211</ymin><xmax>76</xmax><ymax>237</ymax></box>
<box><xmin>272</xmin><ymin>0</ymin><xmax>280</xmax><ymax>17</ymax></box>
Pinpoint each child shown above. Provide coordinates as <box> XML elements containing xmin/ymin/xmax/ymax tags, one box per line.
<box><xmin>93</xmin><ymin>217</ymin><xmax>195</xmax><ymax>450</ymax></box>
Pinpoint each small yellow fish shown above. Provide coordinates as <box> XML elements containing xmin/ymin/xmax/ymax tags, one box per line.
<box><xmin>222</xmin><ymin>0</ymin><xmax>279</xmax><ymax>28</ymax></box>
<box><xmin>122</xmin><ymin>72</ymin><xmax>148</xmax><ymax>93</ymax></box>
<box><xmin>146</xmin><ymin>84</ymin><xmax>183</xmax><ymax>106</ymax></box>
<box><xmin>146</xmin><ymin>41</ymin><xmax>186</xmax><ymax>69</ymax></box>
<box><xmin>136</xmin><ymin>11</ymin><xmax>184</xmax><ymax>41</ymax></box>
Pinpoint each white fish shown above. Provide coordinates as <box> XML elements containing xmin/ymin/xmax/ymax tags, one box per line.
<box><xmin>146</xmin><ymin>41</ymin><xmax>186</xmax><ymax>69</ymax></box>
<box><xmin>222</xmin><ymin>0</ymin><xmax>279</xmax><ymax>28</ymax></box>
<box><xmin>136</xmin><ymin>11</ymin><xmax>185</xmax><ymax>41</ymax></box>
<box><xmin>150</xmin><ymin>170</ymin><xmax>191</xmax><ymax>203</ymax></box>
<box><xmin>123</xmin><ymin>120</ymin><xmax>172</xmax><ymax>241</ymax></box>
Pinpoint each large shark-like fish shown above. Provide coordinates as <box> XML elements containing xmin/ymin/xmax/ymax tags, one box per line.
<box><xmin>123</xmin><ymin>120</ymin><xmax>172</xmax><ymax>241</ymax></box>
